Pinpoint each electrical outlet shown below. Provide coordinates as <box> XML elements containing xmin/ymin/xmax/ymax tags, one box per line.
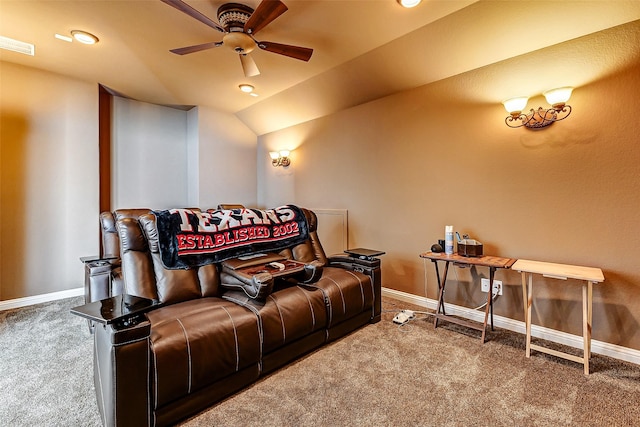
<box><xmin>481</xmin><ymin>278</ymin><xmax>503</xmax><ymax>295</ymax></box>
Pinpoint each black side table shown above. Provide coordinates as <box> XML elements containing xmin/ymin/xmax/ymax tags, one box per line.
<box><xmin>71</xmin><ymin>294</ymin><xmax>160</xmax><ymax>328</ymax></box>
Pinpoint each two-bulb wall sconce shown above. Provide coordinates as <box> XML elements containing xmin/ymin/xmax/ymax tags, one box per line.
<box><xmin>503</xmin><ymin>87</ymin><xmax>573</xmax><ymax>129</ymax></box>
<box><xmin>269</xmin><ymin>150</ymin><xmax>291</xmax><ymax>167</ymax></box>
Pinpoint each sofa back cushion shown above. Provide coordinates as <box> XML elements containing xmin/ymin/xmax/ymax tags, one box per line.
<box><xmin>290</xmin><ymin>209</ymin><xmax>328</xmax><ymax>265</ymax></box>
<box><xmin>99</xmin><ymin>209</ymin><xmax>151</xmax><ymax>258</ymax></box>
<box><xmin>117</xmin><ymin>216</ymin><xmax>159</xmax><ymax>301</ymax></box>
<box><xmin>99</xmin><ymin>212</ymin><xmax>119</xmax><ymax>258</ymax></box>
<box><xmin>113</xmin><ymin>210</ymin><xmax>223</xmax><ymax>305</ymax></box>
<box><xmin>138</xmin><ymin>213</ymin><xmax>202</xmax><ymax>304</ymax></box>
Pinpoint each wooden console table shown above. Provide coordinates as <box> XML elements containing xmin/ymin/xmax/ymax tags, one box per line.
<box><xmin>420</xmin><ymin>252</ymin><xmax>516</xmax><ymax>343</ymax></box>
<box><xmin>512</xmin><ymin>259</ymin><xmax>604</xmax><ymax>375</ymax></box>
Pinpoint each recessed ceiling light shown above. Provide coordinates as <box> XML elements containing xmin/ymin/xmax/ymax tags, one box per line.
<box><xmin>239</xmin><ymin>84</ymin><xmax>254</xmax><ymax>93</ymax></box>
<box><xmin>397</xmin><ymin>0</ymin><xmax>422</xmax><ymax>8</ymax></box>
<box><xmin>71</xmin><ymin>30</ymin><xmax>99</xmax><ymax>45</ymax></box>
<box><xmin>0</xmin><ymin>35</ymin><xmax>35</xmax><ymax>55</ymax></box>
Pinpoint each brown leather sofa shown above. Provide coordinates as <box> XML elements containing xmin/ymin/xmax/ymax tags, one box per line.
<box><xmin>87</xmin><ymin>207</ymin><xmax>382</xmax><ymax>427</ymax></box>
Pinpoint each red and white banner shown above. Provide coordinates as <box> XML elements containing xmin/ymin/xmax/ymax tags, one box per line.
<box><xmin>155</xmin><ymin>205</ymin><xmax>309</xmax><ymax>269</ymax></box>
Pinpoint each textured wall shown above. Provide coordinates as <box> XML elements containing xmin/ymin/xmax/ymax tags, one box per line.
<box><xmin>0</xmin><ymin>65</ymin><xmax>258</xmax><ymax>301</ymax></box>
<box><xmin>0</xmin><ymin>62</ymin><xmax>99</xmax><ymax>300</ymax></box>
<box><xmin>259</xmin><ymin>26</ymin><xmax>640</xmax><ymax>350</ymax></box>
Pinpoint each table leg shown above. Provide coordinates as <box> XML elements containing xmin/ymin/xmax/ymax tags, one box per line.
<box><xmin>481</xmin><ymin>268</ymin><xmax>497</xmax><ymax>342</ymax></box>
<box><xmin>582</xmin><ymin>282</ymin><xmax>592</xmax><ymax>375</ymax></box>
<box><xmin>433</xmin><ymin>261</ymin><xmax>450</xmax><ymax>328</ymax></box>
<box><xmin>520</xmin><ymin>271</ymin><xmax>528</xmax><ymax>327</ymax></box>
<box><xmin>432</xmin><ymin>260</ymin><xmax>447</xmax><ymax>316</ymax></box>
<box><xmin>588</xmin><ymin>281</ymin><xmax>594</xmax><ymax>359</ymax></box>
<box><xmin>526</xmin><ymin>273</ymin><xmax>533</xmax><ymax>358</ymax></box>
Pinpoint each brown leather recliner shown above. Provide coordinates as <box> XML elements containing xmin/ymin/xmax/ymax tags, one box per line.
<box><xmin>89</xmin><ymin>207</ymin><xmax>382</xmax><ymax>427</ymax></box>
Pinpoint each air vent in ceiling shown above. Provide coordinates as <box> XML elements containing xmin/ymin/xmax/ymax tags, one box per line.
<box><xmin>0</xmin><ymin>35</ymin><xmax>35</xmax><ymax>56</ymax></box>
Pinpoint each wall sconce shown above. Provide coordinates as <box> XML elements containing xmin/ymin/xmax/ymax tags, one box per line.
<box><xmin>269</xmin><ymin>150</ymin><xmax>291</xmax><ymax>167</ymax></box>
<box><xmin>503</xmin><ymin>87</ymin><xmax>573</xmax><ymax>129</ymax></box>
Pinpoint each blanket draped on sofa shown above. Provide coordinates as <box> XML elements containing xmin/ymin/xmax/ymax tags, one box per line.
<box><xmin>155</xmin><ymin>205</ymin><xmax>309</xmax><ymax>269</ymax></box>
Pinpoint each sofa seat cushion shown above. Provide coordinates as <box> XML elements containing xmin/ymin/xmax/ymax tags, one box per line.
<box><xmin>306</xmin><ymin>267</ymin><xmax>374</xmax><ymax>328</ymax></box>
<box><xmin>146</xmin><ymin>298</ymin><xmax>260</xmax><ymax>409</ymax></box>
<box><xmin>223</xmin><ymin>285</ymin><xmax>327</xmax><ymax>355</ymax></box>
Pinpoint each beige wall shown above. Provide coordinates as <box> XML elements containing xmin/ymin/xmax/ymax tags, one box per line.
<box><xmin>196</xmin><ymin>105</ymin><xmax>258</xmax><ymax>208</ymax></box>
<box><xmin>259</xmin><ymin>37</ymin><xmax>640</xmax><ymax>349</ymax></box>
<box><xmin>0</xmin><ymin>63</ymin><xmax>258</xmax><ymax>301</ymax></box>
<box><xmin>0</xmin><ymin>62</ymin><xmax>99</xmax><ymax>300</ymax></box>
<box><xmin>112</xmin><ymin>97</ymin><xmax>191</xmax><ymax>209</ymax></box>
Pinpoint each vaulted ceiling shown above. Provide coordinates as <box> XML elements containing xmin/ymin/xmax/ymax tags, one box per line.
<box><xmin>2</xmin><ymin>0</ymin><xmax>639</xmax><ymax>135</ymax></box>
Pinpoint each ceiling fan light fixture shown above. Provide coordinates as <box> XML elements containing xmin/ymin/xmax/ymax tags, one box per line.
<box><xmin>397</xmin><ymin>0</ymin><xmax>422</xmax><ymax>8</ymax></box>
<box><xmin>239</xmin><ymin>84</ymin><xmax>254</xmax><ymax>93</ymax></box>
<box><xmin>71</xmin><ymin>30</ymin><xmax>99</xmax><ymax>45</ymax></box>
<box><xmin>162</xmin><ymin>0</ymin><xmax>313</xmax><ymax>76</ymax></box>
<box><xmin>223</xmin><ymin>32</ymin><xmax>255</xmax><ymax>54</ymax></box>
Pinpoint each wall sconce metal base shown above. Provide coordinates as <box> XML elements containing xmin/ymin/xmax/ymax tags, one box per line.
<box><xmin>505</xmin><ymin>105</ymin><xmax>572</xmax><ymax>129</ymax></box>
<box><xmin>269</xmin><ymin>150</ymin><xmax>291</xmax><ymax>167</ymax></box>
<box><xmin>272</xmin><ymin>157</ymin><xmax>290</xmax><ymax>167</ymax></box>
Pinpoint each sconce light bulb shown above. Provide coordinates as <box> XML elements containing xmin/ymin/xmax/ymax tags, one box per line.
<box><xmin>502</xmin><ymin>96</ymin><xmax>529</xmax><ymax>115</ymax></box>
<box><xmin>543</xmin><ymin>87</ymin><xmax>573</xmax><ymax>108</ymax></box>
<box><xmin>279</xmin><ymin>150</ymin><xmax>290</xmax><ymax>157</ymax></box>
<box><xmin>268</xmin><ymin>151</ymin><xmax>280</xmax><ymax>160</ymax></box>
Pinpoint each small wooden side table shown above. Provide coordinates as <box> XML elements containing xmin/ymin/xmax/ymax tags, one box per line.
<box><xmin>512</xmin><ymin>259</ymin><xmax>604</xmax><ymax>375</ymax></box>
<box><xmin>419</xmin><ymin>252</ymin><xmax>516</xmax><ymax>343</ymax></box>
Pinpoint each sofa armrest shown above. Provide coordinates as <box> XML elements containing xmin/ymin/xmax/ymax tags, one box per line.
<box><xmin>327</xmin><ymin>251</ymin><xmax>383</xmax><ymax>323</ymax></box>
<box><xmin>94</xmin><ymin>319</ymin><xmax>152</xmax><ymax>427</ymax></box>
<box><xmin>71</xmin><ymin>295</ymin><xmax>158</xmax><ymax>426</ymax></box>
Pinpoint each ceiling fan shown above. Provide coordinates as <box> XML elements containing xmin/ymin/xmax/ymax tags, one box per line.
<box><xmin>161</xmin><ymin>0</ymin><xmax>313</xmax><ymax>77</ymax></box>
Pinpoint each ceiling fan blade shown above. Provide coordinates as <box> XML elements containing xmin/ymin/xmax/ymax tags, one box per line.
<box><xmin>244</xmin><ymin>0</ymin><xmax>288</xmax><ymax>35</ymax></box>
<box><xmin>240</xmin><ymin>54</ymin><xmax>260</xmax><ymax>77</ymax></box>
<box><xmin>257</xmin><ymin>41</ymin><xmax>313</xmax><ymax>61</ymax></box>
<box><xmin>170</xmin><ymin>41</ymin><xmax>223</xmax><ymax>55</ymax></box>
<box><xmin>161</xmin><ymin>0</ymin><xmax>224</xmax><ymax>33</ymax></box>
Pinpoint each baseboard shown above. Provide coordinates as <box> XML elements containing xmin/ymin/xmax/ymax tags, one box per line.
<box><xmin>0</xmin><ymin>287</ymin><xmax>84</xmax><ymax>311</ymax></box>
<box><xmin>382</xmin><ymin>287</ymin><xmax>640</xmax><ymax>366</ymax></box>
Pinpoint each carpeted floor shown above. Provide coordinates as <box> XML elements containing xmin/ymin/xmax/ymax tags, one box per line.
<box><xmin>1</xmin><ymin>296</ymin><xmax>639</xmax><ymax>426</ymax></box>
<box><xmin>0</xmin><ymin>296</ymin><xmax>101</xmax><ymax>426</ymax></box>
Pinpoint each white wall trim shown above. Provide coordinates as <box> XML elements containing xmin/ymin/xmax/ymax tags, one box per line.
<box><xmin>0</xmin><ymin>287</ymin><xmax>83</xmax><ymax>311</ymax></box>
<box><xmin>382</xmin><ymin>287</ymin><xmax>640</xmax><ymax>366</ymax></box>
